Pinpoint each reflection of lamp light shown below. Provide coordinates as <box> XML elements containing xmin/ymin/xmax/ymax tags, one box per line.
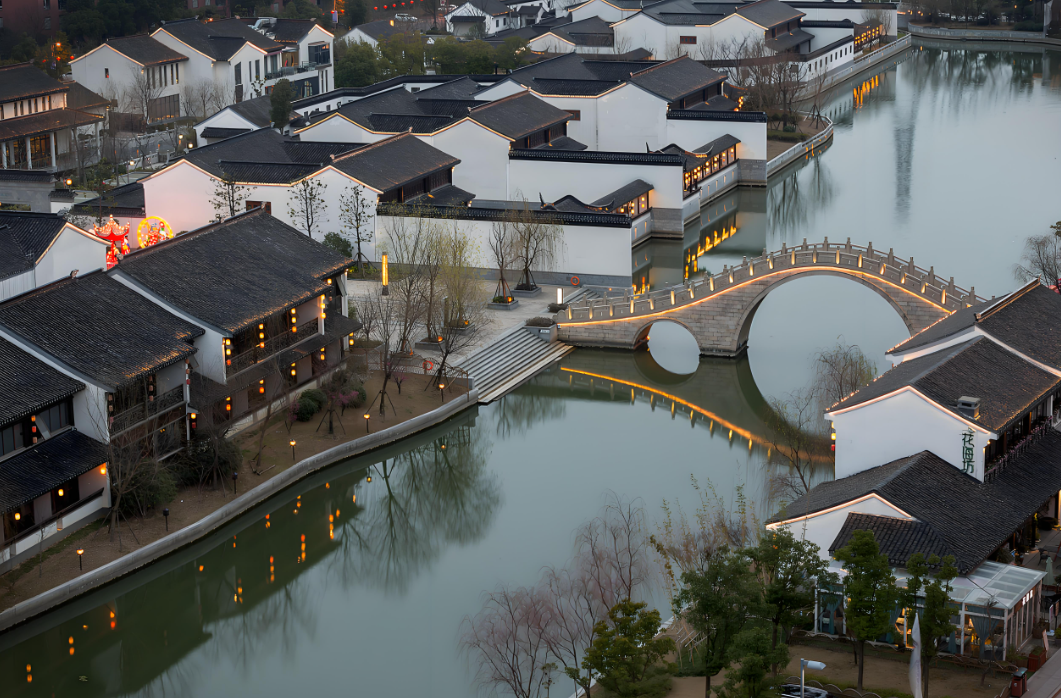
<box><xmin>381</xmin><ymin>254</ymin><xmax>389</xmax><ymax>295</ymax></box>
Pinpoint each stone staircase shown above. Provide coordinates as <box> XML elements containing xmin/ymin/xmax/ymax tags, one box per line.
<box><xmin>458</xmin><ymin>326</ymin><xmax>574</xmax><ymax>404</ymax></box>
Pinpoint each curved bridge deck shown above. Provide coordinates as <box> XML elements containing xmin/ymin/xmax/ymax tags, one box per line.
<box><xmin>556</xmin><ymin>239</ymin><xmax>985</xmax><ymax>356</ymax></box>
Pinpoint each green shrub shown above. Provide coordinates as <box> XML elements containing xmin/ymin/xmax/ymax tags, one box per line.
<box><xmin>300</xmin><ymin>388</ymin><xmax>327</xmax><ymax>410</ymax></box>
<box><xmin>1015</xmin><ymin>20</ymin><xmax>1042</xmax><ymax>31</ymax></box>
<box><xmin>322</xmin><ymin>232</ymin><xmax>353</xmax><ymax>258</ymax></box>
<box><xmin>117</xmin><ymin>460</ymin><xmax>178</xmax><ymax>516</ymax></box>
<box><xmin>525</xmin><ymin>316</ymin><xmax>555</xmax><ymax>327</ymax></box>
<box><xmin>173</xmin><ymin>437</ymin><xmax>243</xmax><ymax>487</ymax></box>
<box><xmin>295</xmin><ymin>396</ymin><xmax>318</xmax><ymax>421</ymax></box>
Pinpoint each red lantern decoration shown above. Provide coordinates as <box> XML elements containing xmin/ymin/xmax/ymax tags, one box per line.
<box><xmin>92</xmin><ymin>216</ymin><xmax>131</xmax><ymax>269</ymax></box>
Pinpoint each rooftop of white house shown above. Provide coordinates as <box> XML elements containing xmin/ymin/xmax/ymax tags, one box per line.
<box><xmin>631</xmin><ymin>0</ymin><xmax>803</xmax><ymax>27</ymax></box>
<box><xmin>95</xmin><ymin>34</ymin><xmax>189</xmax><ymax>66</ymax></box>
<box><xmin>827</xmin><ymin>336</ymin><xmax>1061</xmax><ymax>433</ymax></box>
<box><xmin>888</xmin><ymin>281</ymin><xmax>1061</xmax><ymax>369</ymax></box>
<box><xmin>173</xmin><ymin>128</ymin><xmax>360</xmax><ymax>182</ymax></box>
<box><xmin>111</xmin><ymin>209</ymin><xmax>355</xmax><ymax>335</ymax></box>
<box><xmin>0</xmin><ymin>430</ymin><xmax>108</xmax><ymax>514</ymax></box>
<box><xmin>155</xmin><ymin>18</ymin><xmax>283</xmax><ymax>60</ymax></box>
<box><xmin>0</xmin><ymin>272</ymin><xmax>201</xmax><ymax>390</ymax></box>
<box><xmin>773</xmin><ymin>431</ymin><xmax>1061</xmax><ymax>574</ymax></box>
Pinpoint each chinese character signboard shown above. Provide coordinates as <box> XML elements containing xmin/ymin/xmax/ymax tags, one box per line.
<box><xmin>962</xmin><ymin>429</ymin><xmax>975</xmax><ymax>475</ymax></box>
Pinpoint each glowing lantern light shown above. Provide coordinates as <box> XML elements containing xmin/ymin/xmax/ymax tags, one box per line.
<box><xmin>136</xmin><ymin>216</ymin><xmax>175</xmax><ymax>249</ymax></box>
<box><xmin>92</xmin><ymin>216</ymin><xmax>130</xmax><ymax>269</ymax></box>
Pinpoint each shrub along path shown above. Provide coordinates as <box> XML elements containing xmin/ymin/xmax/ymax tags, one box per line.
<box><xmin>0</xmin><ymin>370</ymin><xmax>466</xmax><ymax>615</ymax></box>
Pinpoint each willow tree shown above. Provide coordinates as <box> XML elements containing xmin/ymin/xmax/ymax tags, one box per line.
<box><xmin>430</xmin><ymin>223</ymin><xmax>489</xmax><ymax>396</ymax></box>
<box><xmin>510</xmin><ymin>200</ymin><xmax>564</xmax><ymax>291</ymax></box>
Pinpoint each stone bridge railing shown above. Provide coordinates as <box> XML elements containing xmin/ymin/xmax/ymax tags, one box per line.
<box><xmin>558</xmin><ymin>238</ymin><xmax>985</xmax><ymax>324</ymax></box>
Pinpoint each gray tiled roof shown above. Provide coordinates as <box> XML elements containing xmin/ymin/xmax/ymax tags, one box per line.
<box><xmin>591</xmin><ymin>180</ymin><xmax>653</xmax><ymax>211</ymax></box>
<box><xmin>829</xmin><ymin>337</ymin><xmax>1060</xmax><ymax>433</ymax></box>
<box><xmin>0</xmin><ymin>212</ymin><xmax>69</xmax><ymax>281</ymax></box>
<box><xmin>268</xmin><ymin>19</ymin><xmax>318</xmax><ymax>43</ymax></box>
<box><xmin>65</xmin><ymin>82</ymin><xmax>110</xmax><ymax>111</ymax></box>
<box><xmin>0</xmin><ymin>339</ymin><xmax>84</xmax><ymax>426</ymax></box>
<box><xmin>0</xmin><ymin>430</ymin><xmax>108</xmax><ymax>513</ymax></box>
<box><xmin>330</xmin><ymin>133</ymin><xmax>460</xmax><ymax>192</ymax></box>
<box><xmin>469</xmin><ymin>91</ymin><xmax>571</xmax><ymax>139</ymax></box>
<box><xmin>349</xmin><ymin>18</ymin><xmax>412</xmax><ymax>42</ymax></box>
<box><xmin>0</xmin><ymin>108</ymin><xmax>102</xmax><ymax>142</ymax></box>
<box><xmin>177</xmin><ymin>128</ymin><xmax>357</xmax><ymax>181</ymax></box>
<box><xmin>735</xmin><ymin>0</ymin><xmax>804</xmax><ymax>26</ymax></box>
<box><xmin>0</xmin><ymin>272</ymin><xmax>202</xmax><ymax>389</ymax></box>
<box><xmin>112</xmin><ymin>209</ymin><xmax>353</xmax><ymax>334</ymax></box>
<box><xmin>158</xmin><ymin>19</ymin><xmax>282</xmax><ymax>61</ymax></box>
<box><xmin>0</xmin><ymin>63</ymin><xmax>67</xmax><ymax>102</ymax></box>
<box><xmin>228</xmin><ymin>95</ymin><xmax>274</xmax><ymax>128</ymax></box>
<box><xmin>765</xmin><ymin>27</ymin><xmax>814</xmax><ymax>51</ymax></box>
<box><xmin>829</xmin><ymin>513</ymin><xmax>953</xmax><ymax>567</ymax></box>
<box><xmin>73</xmin><ymin>181</ymin><xmax>146</xmax><ymax>218</ymax></box>
<box><xmin>891</xmin><ymin>282</ymin><xmax>1061</xmax><ymax>372</ymax></box>
<box><xmin>629</xmin><ymin>56</ymin><xmax>726</xmax><ymax>101</ymax></box>
<box><xmin>776</xmin><ymin>431</ymin><xmax>1061</xmax><ymax>574</ymax></box>
<box><xmin>200</xmin><ymin>126</ymin><xmax>252</xmax><ymax>140</ymax></box>
<box><xmin>406</xmin><ymin>184</ymin><xmax>476</xmax><ymax>207</ymax></box>
<box><xmin>104</xmin><ymin>34</ymin><xmax>189</xmax><ymax>66</ymax></box>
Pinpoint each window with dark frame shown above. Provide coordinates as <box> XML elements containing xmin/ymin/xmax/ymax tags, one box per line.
<box><xmin>565</xmin><ymin>109</ymin><xmax>580</xmax><ymax>121</ymax></box>
<box><xmin>246</xmin><ymin>200</ymin><xmax>273</xmax><ymax>214</ymax></box>
<box><xmin>679</xmin><ymin>36</ymin><xmax>695</xmax><ymax>44</ymax></box>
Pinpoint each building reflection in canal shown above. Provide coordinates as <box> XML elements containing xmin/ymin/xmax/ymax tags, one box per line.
<box><xmin>0</xmin><ymin>348</ymin><xmax>830</xmax><ymax>698</ymax></box>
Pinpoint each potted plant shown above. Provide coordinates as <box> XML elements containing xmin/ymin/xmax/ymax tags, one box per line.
<box><xmin>1028</xmin><ymin>646</ymin><xmax>1045</xmax><ymax>672</ymax></box>
<box><xmin>525</xmin><ymin>316</ymin><xmax>557</xmax><ymax>342</ymax></box>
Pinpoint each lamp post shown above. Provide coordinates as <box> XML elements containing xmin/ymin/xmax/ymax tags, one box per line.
<box><xmin>163</xmin><ymin>507</ymin><xmax>169</xmax><ymax>531</ymax></box>
<box><xmin>381</xmin><ymin>253</ymin><xmax>389</xmax><ymax>296</ymax></box>
<box><xmin>801</xmin><ymin>659</ymin><xmax>826</xmax><ymax>697</ymax></box>
<box><xmin>364</xmin><ymin>413</ymin><xmax>370</xmax><ymax>433</ymax></box>
<box><xmin>232</xmin><ymin>471</ymin><xmax>239</xmax><ymax>494</ymax></box>
<box><xmin>290</xmin><ymin>440</ymin><xmax>296</xmax><ymax>461</ymax></box>
<box><xmin>438</xmin><ymin>382</ymin><xmax>445</xmax><ymax>403</ymax></box>
<box><xmin>76</xmin><ymin>549</ymin><xmax>84</xmax><ymax>570</ymax></box>
<box><xmin>556</xmin><ymin>287</ymin><xmax>563</xmax><ymax>305</ymax></box>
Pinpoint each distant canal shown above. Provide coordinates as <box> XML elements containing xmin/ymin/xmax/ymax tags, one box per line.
<box><xmin>3</xmin><ymin>39</ymin><xmax>1061</xmax><ymax>698</ymax></box>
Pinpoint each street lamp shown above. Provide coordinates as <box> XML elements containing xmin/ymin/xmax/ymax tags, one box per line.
<box><xmin>380</xmin><ymin>253</ymin><xmax>389</xmax><ymax>296</ymax></box>
<box><xmin>163</xmin><ymin>507</ymin><xmax>169</xmax><ymax>531</ymax></box>
<box><xmin>438</xmin><ymin>382</ymin><xmax>446</xmax><ymax>403</ymax></box>
<box><xmin>232</xmin><ymin>471</ymin><xmax>239</xmax><ymax>495</ymax></box>
<box><xmin>800</xmin><ymin>659</ymin><xmax>826</xmax><ymax>698</ymax></box>
<box><xmin>76</xmin><ymin>549</ymin><xmax>84</xmax><ymax>570</ymax></box>
<box><xmin>290</xmin><ymin>439</ymin><xmax>297</xmax><ymax>461</ymax></box>
<box><xmin>363</xmin><ymin>413</ymin><xmax>371</xmax><ymax>433</ymax></box>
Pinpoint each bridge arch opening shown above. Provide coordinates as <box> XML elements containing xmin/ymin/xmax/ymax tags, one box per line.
<box><xmin>635</xmin><ymin>320</ymin><xmax>700</xmax><ymax>376</ymax></box>
<box><xmin>742</xmin><ymin>275</ymin><xmax>908</xmax><ymax>399</ymax></box>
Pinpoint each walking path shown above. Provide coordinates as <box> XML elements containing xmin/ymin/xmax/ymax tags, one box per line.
<box><xmin>1027</xmin><ymin>648</ymin><xmax>1061</xmax><ymax>698</ymax></box>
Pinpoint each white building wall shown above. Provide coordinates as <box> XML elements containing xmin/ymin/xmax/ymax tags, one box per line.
<box><xmin>343</xmin><ymin>28</ymin><xmax>380</xmax><ymax>47</ymax></box>
<box><xmin>769</xmin><ymin>496</ymin><xmax>911</xmax><ymax>562</ymax></box>
<box><xmin>597</xmin><ymin>84</ymin><xmax>668</xmax><ymax>151</ymax></box>
<box><xmin>431</xmin><ymin>121</ymin><xmax>511</xmax><ymax>200</ymax></box>
<box><xmin>663</xmin><ymin>116</ymin><xmax>768</xmax><ymax>162</ymax></box>
<box><xmin>508</xmin><ymin>157</ymin><xmax>685</xmax><ymax>209</ymax></box>
<box><xmin>828</xmin><ymin>390</ymin><xmax>994</xmax><ymax>482</ymax></box>
<box><xmin>377</xmin><ymin>215</ymin><xmax>631</xmax><ymax>282</ymax></box>
<box><xmin>70</xmin><ymin>46</ymin><xmax>177</xmax><ymax>106</ymax></box>
<box><xmin>474</xmin><ymin>78</ymin><xmax>530</xmax><ymax>101</ymax></box>
<box><xmin>527</xmin><ymin>34</ymin><xmax>578</xmax><ymax>54</ymax></box>
<box><xmin>296</xmin><ymin>114</ymin><xmax>385</xmax><ymax>143</ymax></box>
<box><xmin>570</xmin><ymin>0</ymin><xmax>631</xmax><ymax>23</ymax></box>
<box><xmin>72</xmin><ymin>383</ymin><xmax>110</xmax><ymax>443</ymax></box>
<box><xmin>35</xmin><ymin>226</ymin><xmax>109</xmax><ymax>286</ymax></box>
<box><xmin>0</xmin><ymin>270</ymin><xmax>35</xmax><ymax>302</ymax></box>
<box><xmin>151</xmin><ymin>30</ymin><xmax>217</xmax><ymax>99</ymax></box>
<box><xmin>610</xmin><ymin>14</ymin><xmax>668</xmax><ymax>57</ymax></box>
<box><xmin>194</xmin><ymin>111</ymin><xmax>265</xmax><ymax>144</ymax></box>
<box><xmin>795</xmin><ymin>4</ymin><xmax>898</xmax><ymax>32</ymax></box>
<box><xmin>141</xmin><ymin>161</ymin><xmax>218</xmax><ymax>234</ymax></box>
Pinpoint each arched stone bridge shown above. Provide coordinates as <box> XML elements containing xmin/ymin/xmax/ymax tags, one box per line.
<box><xmin>556</xmin><ymin>239</ymin><xmax>985</xmax><ymax>356</ymax></box>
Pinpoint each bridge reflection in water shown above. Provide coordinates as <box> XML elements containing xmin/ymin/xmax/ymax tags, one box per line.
<box><xmin>0</xmin><ymin>349</ymin><xmax>832</xmax><ymax>698</ymax></box>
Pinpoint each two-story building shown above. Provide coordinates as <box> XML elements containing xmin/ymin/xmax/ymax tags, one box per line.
<box><xmin>254</xmin><ymin>18</ymin><xmax>335</xmax><ymax>98</ymax></box>
<box><xmin>0</xmin><ymin>63</ymin><xmax>105</xmax><ymax>173</ymax></box>
<box><xmin>108</xmin><ymin>208</ymin><xmax>359</xmax><ymax>426</ymax></box>
<box><xmin>69</xmin><ymin>35</ymin><xmax>188</xmax><ymax>125</ymax></box>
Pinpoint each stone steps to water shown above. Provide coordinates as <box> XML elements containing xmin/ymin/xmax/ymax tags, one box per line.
<box><xmin>458</xmin><ymin>326</ymin><xmax>573</xmax><ymax>403</ymax></box>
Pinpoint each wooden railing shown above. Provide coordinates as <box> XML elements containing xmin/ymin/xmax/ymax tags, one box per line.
<box><xmin>559</xmin><ymin>238</ymin><xmax>984</xmax><ymax>324</ymax></box>
<box><xmin>226</xmin><ymin>320</ymin><xmax>319</xmax><ymax>377</ymax></box>
<box><xmin>109</xmin><ymin>385</ymin><xmax>185</xmax><ymax>434</ymax></box>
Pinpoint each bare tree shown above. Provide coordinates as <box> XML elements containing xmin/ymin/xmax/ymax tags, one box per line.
<box><xmin>287</xmin><ymin>178</ymin><xmax>328</xmax><ymax>239</ymax></box>
<box><xmin>489</xmin><ymin>217</ymin><xmax>517</xmax><ymax>302</ymax></box>
<box><xmin>431</xmin><ymin>223</ymin><xmax>490</xmax><ymax>394</ymax></box>
<box><xmin>354</xmin><ymin>285</ymin><xmax>401</xmax><ymax>420</ymax></box>
<box><xmin>181</xmin><ymin>79</ymin><xmax>216</xmax><ymax>122</ymax></box>
<box><xmin>461</xmin><ymin>584</ymin><xmax>555</xmax><ymax>698</ymax></box>
<box><xmin>378</xmin><ymin>204</ymin><xmax>435</xmax><ymax>353</ymax></box>
<box><xmin>338</xmin><ymin>185</ymin><xmax>375</xmax><ymax>275</ymax></box>
<box><xmin>124</xmin><ymin>70</ymin><xmax>164</xmax><ymax>126</ymax></box>
<box><xmin>209</xmin><ymin>170</ymin><xmax>252</xmax><ymax>221</ymax></box>
<box><xmin>209</xmin><ymin>81</ymin><xmax>238</xmax><ymax>115</ymax></box>
<box><xmin>861</xmin><ymin>7</ymin><xmax>895</xmax><ymax>35</ymax></box>
<box><xmin>765</xmin><ymin>388</ymin><xmax>827</xmax><ymax>501</ymax></box>
<box><xmin>1015</xmin><ymin>222</ymin><xmax>1061</xmax><ymax>285</ymax></box>
<box><xmin>510</xmin><ymin>200</ymin><xmax>564</xmax><ymax>291</ymax></box>
<box><xmin>812</xmin><ymin>340</ymin><xmax>877</xmax><ymax>413</ymax></box>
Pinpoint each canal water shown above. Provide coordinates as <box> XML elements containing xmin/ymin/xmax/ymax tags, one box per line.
<box><xmin>4</xmin><ymin>39</ymin><xmax>1061</xmax><ymax>697</ymax></box>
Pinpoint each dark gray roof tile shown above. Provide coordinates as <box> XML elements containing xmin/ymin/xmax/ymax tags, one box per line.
<box><xmin>829</xmin><ymin>513</ymin><xmax>953</xmax><ymax>567</ymax></box>
<box><xmin>103</xmin><ymin>35</ymin><xmax>189</xmax><ymax>65</ymax></box>
<box><xmin>0</xmin><ymin>272</ymin><xmax>202</xmax><ymax>389</ymax></box>
<box><xmin>629</xmin><ymin>56</ymin><xmax>726</xmax><ymax>101</ymax></box>
<box><xmin>0</xmin><ymin>212</ymin><xmax>69</xmax><ymax>281</ymax></box>
<box><xmin>329</xmin><ymin>132</ymin><xmax>459</xmax><ymax>192</ymax></box>
<box><xmin>0</xmin><ymin>63</ymin><xmax>67</xmax><ymax>102</ymax></box>
<box><xmin>0</xmin><ymin>430</ymin><xmax>108</xmax><ymax>513</ymax></box>
<box><xmin>469</xmin><ymin>91</ymin><xmax>570</xmax><ymax>139</ymax></box>
<box><xmin>112</xmin><ymin>209</ymin><xmax>353</xmax><ymax>334</ymax></box>
<box><xmin>158</xmin><ymin>19</ymin><xmax>282</xmax><ymax>61</ymax></box>
<box><xmin>0</xmin><ymin>340</ymin><xmax>84</xmax><ymax>426</ymax></box>
<box><xmin>735</xmin><ymin>0</ymin><xmax>805</xmax><ymax>26</ymax></box>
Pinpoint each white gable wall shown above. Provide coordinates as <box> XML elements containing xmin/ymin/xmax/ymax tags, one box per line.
<box><xmin>597</xmin><ymin>84</ymin><xmax>668</xmax><ymax>151</ymax></box>
<box><xmin>828</xmin><ymin>389</ymin><xmax>994</xmax><ymax>481</ymax></box>
<box><xmin>35</xmin><ymin>225</ymin><xmax>109</xmax><ymax>285</ymax></box>
<box><xmin>431</xmin><ymin>121</ymin><xmax>511</xmax><ymax>200</ymax></box>
<box><xmin>664</xmin><ymin>116</ymin><xmax>768</xmax><ymax>161</ymax></box>
<box><xmin>570</xmin><ymin>0</ymin><xmax>629</xmax><ymax>23</ymax></box>
<box><xmin>768</xmin><ymin>495</ymin><xmax>912</xmax><ymax>563</ymax></box>
<box><xmin>474</xmin><ymin>78</ymin><xmax>526</xmax><ymax>101</ymax></box>
<box><xmin>296</xmin><ymin>114</ymin><xmax>386</xmax><ymax>143</ymax></box>
<box><xmin>611</xmin><ymin>14</ymin><xmax>668</xmax><ymax>57</ymax></box>
<box><xmin>508</xmin><ymin>157</ymin><xmax>684</xmax><ymax>209</ymax></box>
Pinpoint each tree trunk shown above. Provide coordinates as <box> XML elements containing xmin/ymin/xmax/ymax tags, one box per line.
<box><xmin>923</xmin><ymin>658</ymin><xmax>930</xmax><ymax>698</ymax></box>
<box><xmin>857</xmin><ymin>641</ymin><xmax>865</xmax><ymax>691</ymax></box>
<box><xmin>705</xmin><ymin>671</ymin><xmax>712</xmax><ymax>698</ymax></box>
